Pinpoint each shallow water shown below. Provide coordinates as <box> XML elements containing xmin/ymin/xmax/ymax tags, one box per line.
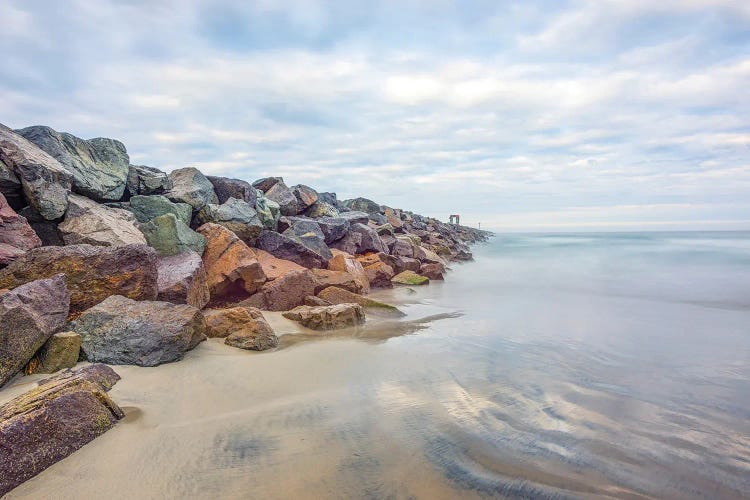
<box><xmin>6</xmin><ymin>231</ymin><xmax>750</xmax><ymax>499</ymax></box>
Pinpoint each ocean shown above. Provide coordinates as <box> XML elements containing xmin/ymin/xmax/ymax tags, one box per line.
<box><xmin>6</xmin><ymin>231</ymin><xmax>750</xmax><ymax>499</ymax></box>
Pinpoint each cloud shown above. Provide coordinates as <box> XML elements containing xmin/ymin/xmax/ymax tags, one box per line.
<box><xmin>0</xmin><ymin>0</ymin><xmax>748</xmax><ymax>230</ymax></box>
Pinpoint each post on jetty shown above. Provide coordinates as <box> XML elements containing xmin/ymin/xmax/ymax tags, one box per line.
<box><xmin>449</xmin><ymin>214</ymin><xmax>460</xmax><ymax>225</ymax></box>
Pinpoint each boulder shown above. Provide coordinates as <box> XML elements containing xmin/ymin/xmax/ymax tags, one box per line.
<box><xmin>71</xmin><ymin>295</ymin><xmax>206</xmax><ymax>366</ymax></box>
<box><xmin>242</xmin><ymin>269</ymin><xmax>317</xmax><ymax>311</ymax></box>
<box><xmin>318</xmin><ymin>192</ymin><xmax>339</xmax><ymax>207</ymax></box>
<box><xmin>253</xmin><ymin>248</ymin><xmax>305</xmax><ymax>280</ymax></box>
<box><xmin>252</xmin><ymin>176</ymin><xmax>283</xmax><ymax>192</ymax></box>
<box><xmin>156</xmin><ymin>250</ymin><xmax>210</xmax><ymax>309</ymax></box>
<box><xmin>383</xmin><ymin>206</ymin><xmax>404</xmax><ymax>229</ymax></box>
<box><xmin>391</xmin><ymin>236</ymin><xmax>415</xmax><ymax>258</ymax></box>
<box><xmin>139</xmin><ymin>213</ymin><xmax>206</xmax><ymax>256</ymax></box>
<box><xmin>304</xmin><ymin>200</ymin><xmax>339</xmax><ymax>219</ymax></box>
<box><xmin>265</xmin><ymin>180</ymin><xmax>299</xmax><ymax>216</ymax></box>
<box><xmin>0</xmin><ymin>364</ymin><xmax>123</xmax><ymax>497</ymax></box>
<box><xmin>282</xmin><ymin>303</ymin><xmax>365</xmax><ymax>330</ymax></box>
<box><xmin>167</xmin><ymin>167</ymin><xmax>218</xmax><ymax>210</ymax></box>
<box><xmin>0</xmin><ymin>243</ymin><xmax>158</xmax><ymax>313</ymax></box>
<box><xmin>420</xmin><ymin>262</ymin><xmax>446</xmax><ymax>280</ymax></box>
<box><xmin>58</xmin><ymin>194</ymin><xmax>147</xmax><ymax>247</ymax></box>
<box><xmin>304</xmin><ymin>295</ymin><xmax>331</xmax><ymax>306</ymax></box>
<box><xmin>126</xmin><ymin>164</ymin><xmax>171</xmax><ymax>196</ymax></box>
<box><xmin>203</xmin><ymin>307</ymin><xmax>278</xmax><ymax>351</ymax></box>
<box><xmin>316</xmin><ymin>216</ymin><xmax>350</xmax><ymax>243</ymax></box>
<box><xmin>0</xmin><ymin>158</ymin><xmax>23</xmax><ymax>210</ymax></box>
<box><xmin>207</xmin><ymin>176</ymin><xmax>258</xmax><ymax>205</ymax></box>
<box><xmin>0</xmin><ymin>275</ymin><xmax>70</xmax><ymax>387</ymax></box>
<box><xmin>338</xmin><ymin>210</ymin><xmax>369</xmax><ymax>225</ymax></box>
<box><xmin>317</xmin><ymin>286</ymin><xmax>401</xmax><ymax>312</ymax></box>
<box><xmin>195</xmin><ymin>198</ymin><xmax>264</xmax><ymax>244</ymax></box>
<box><xmin>17</xmin><ymin>126</ymin><xmax>129</xmax><ymax>201</ymax></box>
<box><xmin>311</xmin><ymin>269</ymin><xmax>367</xmax><ymax>295</ymax></box>
<box><xmin>335</xmin><ymin>223</ymin><xmax>389</xmax><ymax>255</ymax></box>
<box><xmin>256</xmin><ymin>229</ymin><xmax>330</xmax><ymax>269</ymax></box>
<box><xmin>127</xmin><ymin>194</ymin><xmax>192</xmax><ymax>224</ymax></box>
<box><xmin>27</xmin><ymin>331</ymin><xmax>82</xmax><ymax>374</ymax></box>
<box><xmin>0</xmin><ymin>123</ymin><xmax>72</xmax><ymax>220</ymax></box>
<box><xmin>282</xmin><ymin>219</ymin><xmax>333</xmax><ymax>260</ymax></box>
<box><xmin>342</xmin><ymin>197</ymin><xmax>381</xmax><ymax>215</ymax></box>
<box><xmin>197</xmin><ymin>223</ymin><xmax>266</xmax><ymax>298</ymax></box>
<box><xmin>0</xmin><ymin>192</ymin><xmax>42</xmax><ymax>265</ymax></box>
<box><xmin>356</xmin><ymin>255</ymin><xmax>396</xmax><ymax>289</ymax></box>
<box><xmin>392</xmin><ymin>270</ymin><xmax>430</xmax><ymax>286</ymax></box>
<box><xmin>16</xmin><ymin>206</ymin><xmax>64</xmax><ymax>246</ymax></box>
<box><xmin>331</xmin><ymin>231</ymin><xmax>361</xmax><ymax>255</ymax></box>
<box><xmin>327</xmin><ymin>251</ymin><xmax>370</xmax><ymax>294</ymax></box>
<box><xmin>415</xmin><ymin>245</ymin><xmax>448</xmax><ymax>265</ymax></box>
<box><xmin>255</xmin><ymin>191</ymin><xmax>281</xmax><ymax>230</ymax></box>
<box><xmin>291</xmin><ymin>184</ymin><xmax>318</xmax><ymax>211</ymax></box>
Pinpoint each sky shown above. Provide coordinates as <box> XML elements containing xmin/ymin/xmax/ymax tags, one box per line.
<box><xmin>1</xmin><ymin>0</ymin><xmax>749</xmax><ymax>232</ymax></box>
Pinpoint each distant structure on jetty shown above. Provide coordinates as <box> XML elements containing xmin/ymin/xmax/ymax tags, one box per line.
<box><xmin>449</xmin><ymin>214</ymin><xmax>460</xmax><ymax>224</ymax></box>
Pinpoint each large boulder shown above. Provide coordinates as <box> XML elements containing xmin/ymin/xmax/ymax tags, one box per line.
<box><xmin>58</xmin><ymin>194</ymin><xmax>147</xmax><ymax>247</ymax></box>
<box><xmin>338</xmin><ymin>210</ymin><xmax>369</xmax><ymax>225</ymax></box>
<box><xmin>282</xmin><ymin>303</ymin><xmax>365</xmax><ymax>330</ymax></box>
<box><xmin>252</xmin><ymin>176</ymin><xmax>283</xmax><ymax>192</ymax></box>
<box><xmin>351</xmin><ymin>223</ymin><xmax>389</xmax><ymax>254</ymax></box>
<box><xmin>203</xmin><ymin>307</ymin><xmax>278</xmax><ymax>351</ymax></box>
<box><xmin>0</xmin><ymin>364</ymin><xmax>123</xmax><ymax>497</ymax></box>
<box><xmin>255</xmin><ymin>191</ymin><xmax>281</xmax><ymax>230</ymax></box>
<box><xmin>311</xmin><ymin>269</ymin><xmax>367</xmax><ymax>295</ymax></box>
<box><xmin>342</xmin><ymin>197</ymin><xmax>381</xmax><ymax>215</ymax></box>
<box><xmin>166</xmin><ymin>167</ymin><xmax>218</xmax><ymax>210</ymax></box>
<box><xmin>139</xmin><ymin>213</ymin><xmax>206</xmax><ymax>256</ymax></box>
<box><xmin>0</xmin><ymin>123</ymin><xmax>72</xmax><ymax>220</ymax></box>
<box><xmin>196</xmin><ymin>223</ymin><xmax>266</xmax><ymax>298</ymax></box>
<box><xmin>254</xmin><ymin>249</ymin><xmax>305</xmax><ymax>280</ymax></box>
<box><xmin>17</xmin><ymin>126</ymin><xmax>129</xmax><ymax>201</ymax></box>
<box><xmin>291</xmin><ymin>184</ymin><xmax>318</xmax><ymax>212</ymax></box>
<box><xmin>0</xmin><ymin>244</ymin><xmax>158</xmax><ymax>313</ymax></box>
<box><xmin>317</xmin><ymin>286</ymin><xmax>401</xmax><ymax>313</ymax></box>
<box><xmin>392</xmin><ymin>270</ymin><xmax>430</xmax><ymax>286</ymax></box>
<box><xmin>304</xmin><ymin>200</ymin><xmax>339</xmax><ymax>219</ymax></box>
<box><xmin>327</xmin><ymin>251</ymin><xmax>370</xmax><ymax>294</ymax></box>
<box><xmin>264</xmin><ymin>180</ymin><xmax>299</xmax><ymax>216</ymax></box>
<box><xmin>208</xmin><ymin>176</ymin><xmax>258</xmax><ymax>205</ymax></box>
<box><xmin>126</xmin><ymin>164</ymin><xmax>171</xmax><ymax>196</ymax></box>
<box><xmin>242</xmin><ymin>269</ymin><xmax>317</xmax><ymax>311</ymax></box>
<box><xmin>156</xmin><ymin>251</ymin><xmax>210</xmax><ymax>309</ymax></box>
<box><xmin>316</xmin><ymin>216</ymin><xmax>350</xmax><ymax>243</ymax></box>
<box><xmin>420</xmin><ymin>262</ymin><xmax>446</xmax><ymax>280</ymax></box>
<box><xmin>127</xmin><ymin>194</ymin><xmax>192</xmax><ymax>224</ymax></box>
<box><xmin>195</xmin><ymin>198</ymin><xmax>264</xmax><ymax>244</ymax></box>
<box><xmin>356</xmin><ymin>255</ymin><xmax>395</xmax><ymax>289</ymax></box>
<box><xmin>0</xmin><ymin>275</ymin><xmax>70</xmax><ymax>387</ymax></box>
<box><xmin>256</xmin><ymin>230</ymin><xmax>330</xmax><ymax>269</ymax></box>
<box><xmin>0</xmin><ymin>192</ymin><xmax>42</xmax><ymax>265</ymax></box>
<box><xmin>71</xmin><ymin>295</ymin><xmax>206</xmax><ymax>366</ymax></box>
<box><xmin>282</xmin><ymin>219</ymin><xmax>333</xmax><ymax>262</ymax></box>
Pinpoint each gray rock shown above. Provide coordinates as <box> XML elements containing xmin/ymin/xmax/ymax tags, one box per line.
<box><xmin>0</xmin><ymin>158</ymin><xmax>22</xmax><ymax>210</ymax></box>
<box><xmin>138</xmin><ymin>213</ymin><xmax>206</xmax><ymax>256</ymax></box>
<box><xmin>369</xmin><ymin>213</ymin><xmax>388</xmax><ymax>225</ymax></box>
<box><xmin>156</xmin><ymin>250</ymin><xmax>210</xmax><ymax>309</ymax></box>
<box><xmin>126</xmin><ymin>164</ymin><xmax>172</xmax><ymax>196</ymax></box>
<box><xmin>195</xmin><ymin>198</ymin><xmax>264</xmax><ymax>244</ymax></box>
<box><xmin>339</xmin><ymin>210</ymin><xmax>370</xmax><ymax>225</ymax></box>
<box><xmin>291</xmin><ymin>184</ymin><xmax>318</xmax><ymax>212</ymax></box>
<box><xmin>0</xmin><ymin>274</ymin><xmax>70</xmax><ymax>387</ymax></box>
<box><xmin>207</xmin><ymin>176</ymin><xmax>258</xmax><ymax>205</ymax></box>
<box><xmin>0</xmin><ymin>123</ymin><xmax>72</xmax><ymax>220</ymax></box>
<box><xmin>252</xmin><ymin>177</ymin><xmax>283</xmax><ymax>192</ymax></box>
<box><xmin>318</xmin><ymin>192</ymin><xmax>339</xmax><ymax>208</ymax></box>
<box><xmin>71</xmin><ymin>295</ymin><xmax>206</xmax><ymax>367</ymax></box>
<box><xmin>17</xmin><ymin>126</ymin><xmax>129</xmax><ymax>201</ymax></box>
<box><xmin>316</xmin><ymin>217</ymin><xmax>351</xmax><ymax>244</ymax></box>
<box><xmin>342</xmin><ymin>197</ymin><xmax>381</xmax><ymax>215</ymax></box>
<box><xmin>304</xmin><ymin>200</ymin><xmax>340</xmax><ymax>218</ymax></box>
<box><xmin>166</xmin><ymin>167</ymin><xmax>218</xmax><ymax>210</ymax></box>
<box><xmin>127</xmin><ymin>194</ymin><xmax>192</xmax><ymax>224</ymax></box>
<box><xmin>256</xmin><ymin>230</ymin><xmax>331</xmax><ymax>269</ymax></box>
<box><xmin>265</xmin><ymin>180</ymin><xmax>299</xmax><ymax>216</ymax></box>
<box><xmin>32</xmin><ymin>331</ymin><xmax>82</xmax><ymax>374</ymax></box>
<box><xmin>16</xmin><ymin>207</ymin><xmax>64</xmax><ymax>246</ymax></box>
<box><xmin>351</xmin><ymin>223</ymin><xmax>389</xmax><ymax>254</ymax></box>
<box><xmin>255</xmin><ymin>191</ymin><xmax>281</xmax><ymax>230</ymax></box>
<box><xmin>283</xmin><ymin>219</ymin><xmax>333</xmax><ymax>261</ymax></box>
<box><xmin>58</xmin><ymin>194</ymin><xmax>147</xmax><ymax>247</ymax></box>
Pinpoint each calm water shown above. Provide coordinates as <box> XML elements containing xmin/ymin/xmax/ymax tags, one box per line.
<box><xmin>6</xmin><ymin>231</ymin><xmax>750</xmax><ymax>499</ymax></box>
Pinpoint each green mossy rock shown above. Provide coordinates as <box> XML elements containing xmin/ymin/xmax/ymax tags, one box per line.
<box><xmin>391</xmin><ymin>270</ymin><xmax>429</xmax><ymax>286</ymax></box>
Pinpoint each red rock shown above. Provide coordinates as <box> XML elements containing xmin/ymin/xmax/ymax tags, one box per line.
<box><xmin>197</xmin><ymin>223</ymin><xmax>266</xmax><ymax>298</ymax></box>
<box><xmin>327</xmin><ymin>250</ymin><xmax>370</xmax><ymax>294</ymax></box>
<box><xmin>253</xmin><ymin>248</ymin><xmax>305</xmax><ymax>280</ymax></box>
<box><xmin>420</xmin><ymin>262</ymin><xmax>445</xmax><ymax>280</ymax></box>
<box><xmin>311</xmin><ymin>268</ymin><xmax>367</xmax><ymax>294</ymax></box>
<box><xmin>239</xmin><ymin>269</ymin><xmax>317</xmax><ymax>311</ymax></box>
<box><xmin>0</xmin><ymin>192</ymin><xmax>42</xmax><ymax>265</ymax></box>
<box><xmin>156</xmin><ymin>251</ymin><xmax>210</xmax><ymax>309</ymax></box>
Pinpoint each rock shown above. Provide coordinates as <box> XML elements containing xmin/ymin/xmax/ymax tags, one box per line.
<box><xmin>242</xmin><ymin>269</ymin><xmax>317</xmax><ymax>311</ymax></box>
<box><xmin>254</xmin><ymin>249</ymin><xmax>305</xmax><ymax>280</ymax></box>
<box><xmin>282</xmin><ymin>303</ymin><xmax>365</xmax><ymax>330</ymax></box>
<box><xmin>58</xmin><ymin>194</ymin><xmax>147</xmax><ymax>247</ymax></box>
<box><xmin>28</xmin><ymin>332</ymin><xmax>82</xmax><ymax>374</ymax></box>
<box><xmin>316</xmin><ymin>216</ymin><xmax>350</xmax><ymax>243</ymax></box>
<box><xmin>16</xmin><ymin>207</ymin><xmax>64</xmax><ymax>246</ymax></box>
<box><xmin>167</xmin><ymin>167</ymin><xmax>218</xmax><ymax>210</ymax></box>
<box><xmin>391</xmin><ymin>236</ymin><xmax>415</xmax><ymax>258</ymax></box>
<box><xmin>350</xmin><ymin>223</ymin><xmax>389</xmax><ymax>254</ymax></box>
<box><xmin>197</xmin><ymin>223</ymin><xmax>266</xmax><ymax>298</ymax></box>
<box><xmin>265</xmin><ymin>180</ymin><xmax>299</xmax><ymax>216</ymax></box>
<box><xmin>420</xmin><ymin>262</ymin><xmax>445</xmax><ymax>280</ymax></box>
<box><xmin>304</xmin><ymin>295</ymin><xmax>331</xmax><ymax>306</ymax></box>
<box><xmin>0</xmin><ymin>364</ymin><xmax>123</xmax><ymax>497</ymax></box>
<box><xmin>127</xmin><ymin>194</ymin><xmax>192</xmax><ymax>224</ymax></box>
<box><xmin>156</xmin><ymin>251</ymin><xmax>210</xmax><ymax>309</ymax></box>
<box><xmin>71</xmin><ymin>295</ymin><xmax>206</xmax><ymax>366</ymax></box>
<box><xmin>291</xmin><ymin>184</ymin><xmax>318</xmax><ymax>211</ymax></box>
<box><xmin>257</xmin><ymin>230</ymin><xmax>330</xmax><ymax>269</ymax></box>
<box><xmin>17</xmin><ymin>125</ymin><xmax>129</xmax><ymax>201</ymax></box>
<box><xmin>282</xmin><ymin>219</ymin><xmax>333</xmax><ymax>261</ymax></box>
<box><xmin>317</xmin><ymin>286</ymin><xmax>401</xmax><ymax>312</ymax></box>
<box><xmin>343</xmin><ymin>197</ymin><xmax>381</xmax><ymax>215</ymax></box>
<box><xmin>0</xmin><ymin>123</ymin><xmax>72</xmax><ymax>220</ymax></box>
<box><xmin>0</xmin><ymin>192</ymin><xmax>42</xmax><ymax>265</ymax></box>
<box><xmin>355</xmin><ymin>255</ymin><xmax>396</xmax><ymax>289</ymax></box>
<box><xmin>376</xmin><ymin>223</ymin><xmax>395</xmax><ymax>236</ymax></box>
<box><xmin>255</xmin><ymin>191</ymin><xmax>281</xmax><ymax>230</ymax></box>
<box><xmin>415</xmin><ymin>245</ymin><xmax>448</xmax><ymax>265</ymax></box>
<box><xmin>203</xmin><ymin>307</ymin><xmax>278</xmax><ymax>351</ymax></box>
<box><xmin>126</xmin><ymin>164</ymin><xmax>171</xmax><ymax>196</ymax></box>
<box><xmin>369</xmin><ymin>213</ymin><xmax>388</xmax><ymax>225</ymax></box>
<box><xmin>207</xmin><ymin>176</ymin><xmax>258</xmax><ymax>206</ymax></box>
<box><xmin>0</xmin><ymin>158</ymin><xmax>22</xmax><ymax>209</ymax></box>
<box><xmin>327</xmin><ymin>251</ymin><xmax>370</xmax><ymax>294</ymax></box>
<box><xmin>338</xmin><ymin>210</ymin><xmax>370</xmax><ymax>225</ymax></box>
<box><xmin>330</xmin><ymin>231</ymin><xmax>361</xmax><ymax>255</ymax></box>
<box><xmin>0</xmin><ymin>243</ymin><xmax>158</xmax><ymax>313</ymax></box>
<box><xmin>318</xmin><ymin>192</ymin><xmax>340</xmax><ymax>207</ymax></box>
<box><xmin>304</xmin><ymin>200</ymin><xmax>339</xmax><ymax>218</ymax></box>
<box><xmin>0</xmin><ymin>275</ymin><xmax>70</xmax><ymax>387</ymax></box>
<box><xmin>383</xmin><ymin>206</ymin><xmax>404</xmax><ymax>229</ymax></box>
<box><xmin>311</xmin><ymin>269</ymin><xmax>367</xmax><ymax>295</ymax></box>
<box><xmin>392</xmin><ymin>270</ymin><xmax>430</xmax><ymax>286</ymax></box>
<box><xmin>252</xmin><ymin>177</ymin><xmax>283</xmax><ymax>192</ymax></box>
<box><xmin>195</xmin><ymin>198</ymin><xmax>264</xmax><ymax>244</ymax></box>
